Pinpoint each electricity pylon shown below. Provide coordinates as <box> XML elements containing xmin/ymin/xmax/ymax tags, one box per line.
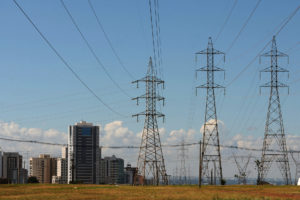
<box><xmin>196</xmin><ymin>37</ymin><xmax>225</xmax><ymax>186</ymax></box>
<box><xmin>290</xmin><ymin>152</ymin><xmax>300</xmax><ymax>185</ymax></box>
<box><xmin>259</xmin><ymin>36</ymin><xmax>291</xmax><ymax>185</ymax></box>
<box><xmin>178</xmin><ymin>137</ymin><xmax>188</xmax><ymax>185</ymax></box>
<box><xmin>132</xmin><ymin>57</ymin><xmax>168</xmax><ymax>185</ymax></box>
<box><xmin>233</xmin><ymin>153</ymin><xmax>252</xmax><ymax>185</ymax></box>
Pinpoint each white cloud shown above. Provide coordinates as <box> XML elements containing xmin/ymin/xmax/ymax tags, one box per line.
<box><xmin>200</xmin><ymin>119</ymin><xmax>225</xmax><ymax>135</ymax></box>
<box><xmin>1</xmin><ymin>119</ymin><xmax>298</xmax><ymax>180</ymax></box>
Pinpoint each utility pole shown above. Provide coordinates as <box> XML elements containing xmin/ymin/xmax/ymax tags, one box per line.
<box><xmin>259</xmin><ymin>36</ymin><xmax>291</xmax><ymax>185</ymax></box>
<box><xmin>133</xmin><ymin>57</ymin><xmax>168</xmax><ymax>185</ymax></box>
<box><xmin>196</xmin><ymin>37</ymin><xmax>225</xmax><ymax>185</ymax></box>
<box><xmin>198</xmin><ymin>140</ymin><xmax>202</xmax><ymax>187</ymax></box>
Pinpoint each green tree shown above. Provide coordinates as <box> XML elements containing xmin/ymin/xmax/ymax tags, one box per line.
<box><xmin>27</xmin><ymin>176</ymin><xmax>39</xmax><ymax>183</ymax></box>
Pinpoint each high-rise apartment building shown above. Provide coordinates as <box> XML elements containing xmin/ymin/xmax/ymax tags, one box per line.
<box><xmin>100</xmin><ymin>155</ymin><xmax>124</xmax><ymax>184</ymax></box>
<box><xmin>125</xmin><ymin>163</ymin><xmax>138</xmax><ymax>185</ymax></box>
<box><xmin>30</xmin><ymin>154</ymin><xmax>57</xmax><ymax>183</ymax></box>
<box><xmin>2</xmin><ymin>152</ymin><xmax>27</xmax><ymax>183</ymax></box>
<box><xmin>68</xmin><ymin>121</ymin><xmax>100</xmax><ymax>184</ymax></box>
<box><xmin>52</xmin><ymin>147</ymin><xmax>68</xmax><ymax>184</ymax></box>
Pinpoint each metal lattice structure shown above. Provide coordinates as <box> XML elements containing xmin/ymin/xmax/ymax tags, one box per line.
<box><xmin>178</xmin><ymin>138</ymin><xmax>188</xmax><ymax>185</ymax></box>
<box><xmin>196</xmin><ymin>37</ymin><xmax>225</xmax><ymax>185</ymax></box>
<box><xmin>233</xmin><ymin>154</ymin><xmax>252</xmax><ymax>185</ymax></box>
<box><xmin>132</xmin><ymin>57</ymin><xmax>168</xmax><ymax>185</ymax></box>
<box><xmin>259</xmin><ymin>36</ymin><xmax>291</xmax><ymax>185</ymax></box>
<box><xmin>290</xmin><ymin>152</ymin><xmax>300</xmax><ymax>185</ymax></box>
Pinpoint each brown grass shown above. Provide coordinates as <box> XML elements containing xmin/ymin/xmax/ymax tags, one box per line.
<box><xmin>0</xmin><ymin>184</ymin><xmax>299</xmax><ymax>200</ymax></box>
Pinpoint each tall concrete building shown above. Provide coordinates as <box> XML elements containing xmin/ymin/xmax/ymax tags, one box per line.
<box><xmin>2</xmin><ymin>152</ymin><xmax>27</xmax><ymax>183</ymax></box>
<box><xmin>100</xmin><ymin>155</ymin><xmax>124</xmax><ymax>184</ymax></box>
<box><xmin>62</xmin><ymin>146</ymin><xmax>68</xmax><ymax>160</ymax></box>
<box><xmin>125</xmin><ymin>163</ymin><xmax>138</xmax><ymax>185</ymax></box>
<box><xmin>52</xmin><ymin>147</ymin><xmax>68</xmax><ymax>184</ymax></box>
<box><xmin>52</xmin><ymin>158</ymin><xmax>68</xmax><ymax>184</ymax></box>
<box><xmin>30</xmin><ymin>154</ymin><xmax>57</xmax><ymax>183</ymax></box>
<box><xmin>68</xmin><ymin>121</ymin><xmax>100</xmax><ymax>184</ymax></box>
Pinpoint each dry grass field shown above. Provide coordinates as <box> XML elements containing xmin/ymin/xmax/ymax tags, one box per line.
<box><xmin>0</xmin><ymin>184</ymin><xmax>299</xmax><ymax>200</ymax></box>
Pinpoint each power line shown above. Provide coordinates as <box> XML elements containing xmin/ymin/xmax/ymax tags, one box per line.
<box><xmin>215</xmin><ymin>0</ymin><xmax>238</xmax><ymax>42</ymax></box>
<box><xmin>1</xmin><ymin>135</ymin><xmax>300</xmax><ymax>154</ymax></box>
<box><xmin>148</xmin><ymin>0</ymin><xmax>158</xmax><ymax>69</ymax></box>
<box><xmin>226</xmin><ymin>0</ymin><xmax>262</xmax><ymax>53</ymax></box>
<box><xmin>87</xmin><ymin>0</ymin><xmax>135</xmax><ymax>80</ymax></box>
<box><xmin>60</xmin><ymin>0</ymin><xmax>131</xmax><ymax>98</ymax></box>
<box><xmin>13</xmin><ymin>0</ymin><xmax>126</xmax><ymax>117</ymax></box>
<box><xmin>226</xmin><ymin>5</ymin><xmax>300</xmax><ymax>87</ymax></box>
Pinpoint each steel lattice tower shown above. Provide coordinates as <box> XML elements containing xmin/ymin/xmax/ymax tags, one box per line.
<box><xmin>132</xmin><ymin>57</ymin><xmax>168</xmax><ymax>185</ymax></box>
<box><xmin>290</xmin><ymin>152</ymin><xmax>300</xmax><ymax>185</ymax></box>
<box><xmin>196</xmin><ymin>37</ymin><xmax>225</xmax><ymax>185</ymax></box>
<box><xmin>178</xmin><ymin>138</ymin><xmax>188</xmax><ymax>185</ymax></box>
<box><xmin>233</xmin><ymin>154</ymin><xmax>252</xmax><ymax>185</ymax></box>
<box><xmin>259</xmin><ymin>36</ymin><xmax>291</xmax><ymax>185</ymax></box>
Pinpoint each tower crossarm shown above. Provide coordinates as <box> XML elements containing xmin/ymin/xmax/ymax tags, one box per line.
<box><xmin>260</xmin><ymin>50</ymin><xmax>289</xmax><ymax>59</ymax></box>
<box><xmin>132</xmin><ymin>111</ymin><xmax>165</xmax><ymax>122</ymax></box>
<box><xmin>260</xmin><ymin>81</ymin><xmax>289</xmax><ymax>88</ymax></box>
<box><xmin>195</xmin><ymin>49</ymin><xmax>225</xmax><ymax>56</ymax></box>
<box><xmin>196</xmin><ymin>66</ymin><xmax>225</xmax><ymax>72</ymax></box>
<box><xmin>260</xmin><ymin>66</ymin><xmax>289</xmax><ymax>73</ymax></box>
<box><xmin>132</xmin><ymin>94</ymin><xmax>165</xmax><ymax>106</ymax></box>
<box><xmin>132</xmin><ymin>77</ymin><xmax>164</xmax><ymax>88</ymax></box>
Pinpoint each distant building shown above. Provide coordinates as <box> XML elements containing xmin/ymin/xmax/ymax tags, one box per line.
<box><xmin>52</xmin><ymin>147</ymin><xmax>68</xmax><ymax>184</ymax></box>
<box><xmin>52</xmin><ymin>158</ymin><xmax>67</xmax><ymax>184</ymax></box>
<box><xmin>62</xmin><ymin>146</ymin><xmax>68</xmax><ymax>160</ymax></box>
<box><xmin>2</xmin><ymin>152</ymin><xmax>27</xmax><ymax>183</ymax></box>
<box><xmin>100</xmin><ymin>155</ymin><xmax>124</xmax><ymax>184</ymax></box>
<box><xmin>125</xmin><ymin>163</ymin><xmax>138</xmax><ymax>185</ymax></box>
<box><xmin>68</xmin><ymin>121</ymin><xmax>100</xmax><ymax>184</ymax></box>
<box><xmin>30</xmin><ymin>154</ymin><xmax>57</xmax><ymax>183</ymax></box>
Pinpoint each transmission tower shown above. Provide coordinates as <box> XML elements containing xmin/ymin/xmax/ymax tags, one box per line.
<box><xmin>232</xmin><ymin>153</ymin><xmax>252</xmax><ymax>185</ymax></box>
<box><xmin>196</xmin><ymin>37</ymin><xmax>225</xmax><ymax>186</ymax></box>
<box><xmin>290</xmin><ymin>152</ymin><xmax>300</xmax><ymax>185</ymax></box>
<box><xmin>259</xmin><ymin>36</ymin><xmax>291</xmax><ymax>185</ymax></box>
<box><xmin>132</xmin><ymin>57</ymin><xmax>168</xmax><ymax>185</ymax></box>
<box><xmin>178</xmin><ymin>138</ymin><xmax>188</xmax><ymax>185</ymax></box>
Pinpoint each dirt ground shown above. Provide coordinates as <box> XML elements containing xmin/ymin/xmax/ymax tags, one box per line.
<box><xmin>0</xmin><ymin>184</ymin><xmax>299</xmax><ymax>200</ymax></box>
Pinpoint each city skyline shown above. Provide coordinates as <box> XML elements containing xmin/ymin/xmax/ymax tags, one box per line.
<box><xmin>0</xmin><ymin>0</ymin><xmax>300</xmax><ymax>181</ymax></box>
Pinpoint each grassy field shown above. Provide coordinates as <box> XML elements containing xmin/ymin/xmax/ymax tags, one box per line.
<box><xmin>0</xmin><ymin>184</ymin><xmax>299</xmax><ymax>200</ymax></box>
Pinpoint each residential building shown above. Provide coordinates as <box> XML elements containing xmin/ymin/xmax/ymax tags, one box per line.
<box><xmin>2</xmin><ymin>152</ymin><xmax>27</xmax><ymax>183</ymax></box>
<box><xmin>68</xmin><ymin>121</ymin><xmax>100</xmax><ymax>184</ymax></box>
<box><xmin>100</xmin><ymin>155</ymin><xmax>124</xmax><ymax>184</ymax></box>
<box><xmin>62</xmin><ymin>146</ymin><xmax>68</xmax><ymax>159</ymax></box>
<box><xmin>30</xmin><ymin>154</ymin><xmax>57</xmax><ymax>183</ymax></box>
<box><xmin>125</xmin><ymin>163</ymin><xmax>138</xmax><ymax>185</ymax></box>
<box><xmin>52</xmin><ymin>147</ymin><xmax>68</xmax><ymax>184</ymax></box>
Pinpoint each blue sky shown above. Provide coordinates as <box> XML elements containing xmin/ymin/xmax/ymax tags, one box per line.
<box><xmin>0</xmin><ymin>0</ymin><xmax>299</xmax><ymax>178</ymax></box>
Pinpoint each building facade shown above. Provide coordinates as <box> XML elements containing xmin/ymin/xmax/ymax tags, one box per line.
<box><xmin>52</xmin><ymin>147</ymin><xmax>68</xmax><ymax>184</ymax></box>
<box><xmin>2</xmin><ymin>152</ymin><xmax>27</xmax><ymax>183</ymax></box>
<box><xmin>100</xmin><ymin>155</ymin><xmax>124</xmax><ymax>184</ymax></box>
<box><xmin>30</xmin><ymin>154</ymin><xmax>57</xmax><ymax>183</ymax></box>
<box><xmin>125</xmin><ymin>163</ymin><xmax>138</xmax><ymax>185</ymax></box>
<box><xmin>52</xmin><ymin>158</ymin><xmax>68</xmax><ymax>184</ymax></box>
<box><xmin>68</xmin><ymin>121</ymin><xmax>100</xmax><ymax>184</ymax></box>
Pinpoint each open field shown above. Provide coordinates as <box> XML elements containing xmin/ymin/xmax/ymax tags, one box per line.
<box><xmin>0</xmin><ymin>184</ymin><xmax>299</xmax><ymax>200</ymax></box>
